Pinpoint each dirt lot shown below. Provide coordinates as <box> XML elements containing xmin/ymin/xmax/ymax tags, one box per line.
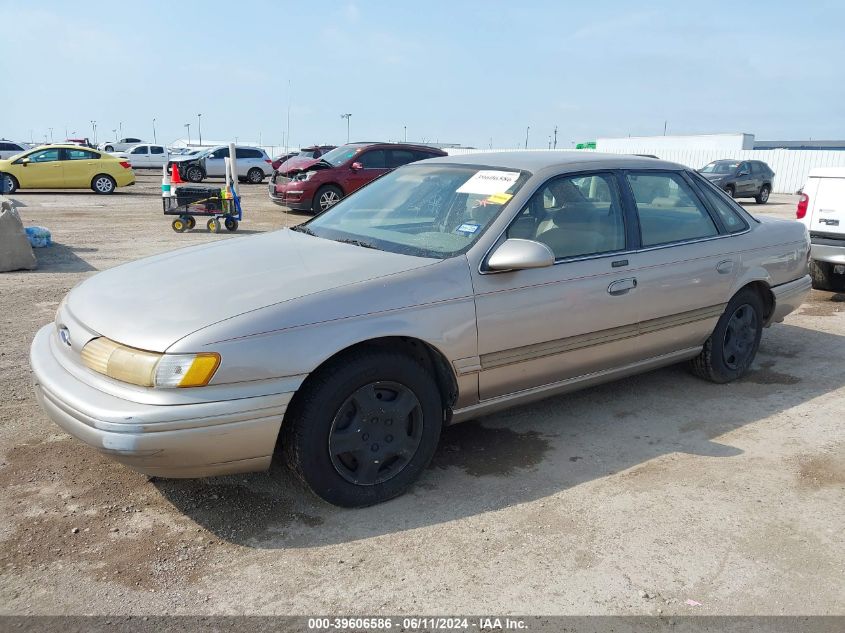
<box><xmin>1</xmin><ymin>174</ymin><xmax>843</xmax><ymax>615</ymax></box>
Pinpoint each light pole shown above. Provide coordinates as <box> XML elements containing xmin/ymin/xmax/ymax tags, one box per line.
<box><xmin>553</xmin><ymin>125</ymin><xmax>558</xmax><ymax>149</ymax></box>
<box><xmin>112</xmin><ymin>129</ymin><xmax>117</xmax><ymax>143</ymax></box>
<box><xmin>197</xmin><ymin>113</ymin><xmax>202</xmax><ymax>146</ymax></box>
<box><xmin>184</xmin><ymin>123</ymin><xmax>191</xmax><ymax>146</ymax></box>
<box><xmin>48</xmin><ymin>127</ymin><xmax>53</xmax><ymax>142</ymax></box>
<box><xmin>90</xmin><ymin>120</ymin><xmax>97</xmax><ymax>143</ymax></box>
<box><xmin>548</xmin><ymin>136</ymin><xmax>552</xmax><ymax>149</ymax></box>
<box><xmin>524</xmin><ymin>126</ymin><xmax>530</xmax><ymax>149</ymax></box>
<box><xmin>341</xmin><ymin>113</ymin><xmax>352</xmax><ymax>144</ymax></box>
<box><xmin>404</xmin><ymin>125</ymin><xmax>407</xmax><ymax>142</ymax></box>
<box><xmin>119</xmin><ymin>122</ymin><xmax>122</xmax><ymax>139</ymax></box>
<box><xmin>152</xmin><ymin>118</ymin><xmax>157</xmax><ymax>143</ymax></box>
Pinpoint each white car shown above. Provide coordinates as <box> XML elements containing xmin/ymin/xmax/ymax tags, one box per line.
<box><xmin>0</xmin><ymin>140</ymin><xmax>30</xmax><ymax>160</ymax></box>
<box><xmin>171</xmin><ymin>145</ymin><xmax>273</xmax><ymax>183</ymax></box>
<box><xmin>115</xmin><ymin>144</ymin><xmax>169</xmax><ymax>169</ymax></box>
<box><xmin>797</xmin><ymin>167</ymin><xmax>845</xmax><ymax>290</ymax></box>
<box><xmin>98</xmin><ymin>137</ymin><xmax>145</xmax><ymax>153</ymax></box>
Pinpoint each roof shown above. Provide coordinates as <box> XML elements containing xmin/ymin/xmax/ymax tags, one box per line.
<box><xmin>426</xmin><ymin>150</ymin><xmax>683</xmax><ymax>172</ymax></box>
<box><xmin>808</xmin><ymin>167</ymin><xmax>845</xmax><ymax>178</ymax></box>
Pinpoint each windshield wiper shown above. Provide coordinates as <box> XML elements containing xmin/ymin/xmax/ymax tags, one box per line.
<box><xmin>334</xmin><ymin>238</ymin><xmax>379</xmax><ymax>250</ymax></box>
<box><xmin>291</xmin><ymin>225</ymin><xmax>317</xmax><ymax>235</ymax></box>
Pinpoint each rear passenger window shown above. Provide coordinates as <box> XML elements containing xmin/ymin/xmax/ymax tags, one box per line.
<box><xmin>626</xmin><ymin>172</ymin><xmax>718</xmax><ymax>246</ymax></box>
<box><xmin>360</xmin><ymin>150</ymin><xmax>386</xmax><ymax>169</ymax></box>
<box><xmin>150</xmin><ymin>146</ymin><xmax>164</xmax><ymax>154</ymax></box>
<box><xmin>696</xmin><ymin>180</ymin><xmax>749</xmax><ymax>233</ymax></box>
<box><xmin>389</xmin><ymin>150</ymin><xmax>416</xmax><ymax>168</ymax></box>
<box><xmin>235</xmin><ymin>148</ymin><xmax>261</xmax><ymax>159</ymax></box>
<box><xmin>507</xmin><ymin>173</ymin><xmax>626</xmax><ymax>259</ymax></box>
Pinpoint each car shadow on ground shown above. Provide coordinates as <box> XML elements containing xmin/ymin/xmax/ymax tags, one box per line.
<box><xmin>29</xmin><ymin>243</ymin><xmax>97</xmax><ymax>273</ymax></box>
<box><xmin>154</xmin><ymin>320</ymin><xmax>845</xmax><ymax>549</ymax></box>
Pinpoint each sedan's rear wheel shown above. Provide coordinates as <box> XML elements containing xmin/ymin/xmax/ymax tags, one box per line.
<box><xmin>104</xmin><ymin>145</ymin><xmax>114</xmax><ymax>152</ymax></box>
<box><xmin>283</xmin><ymin>349</ymin><xmax>442</xmax><ymax>507</ymax></box>
<box><xmin>689</xmin><ymin>288</ymin><xmax>764</xmax><ymax>383</ymax></box>
<box><xmin>91</xmin><ymin>174</ymin><xmax>116</xmax><ymax>194</ymax></box>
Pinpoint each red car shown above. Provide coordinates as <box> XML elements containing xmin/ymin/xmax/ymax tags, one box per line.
<box><xmin>269</xmin><ymin>142</ymin><xmax>446</xmax><ymax>213</ymax></box>
<box><xmin>270</xmin><ymin>152</ymin><xmax>297</xmax><ymax>171</ymax></box>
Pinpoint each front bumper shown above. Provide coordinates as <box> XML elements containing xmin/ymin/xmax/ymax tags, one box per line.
<box><xmin>30</xmin><ymin>325</ymin><xmax>292</xmax><ymax>478</ymax></box>
<box><xmin>268</xmin><ymin>180</ymin><xmax>313</xmax><ymax>211</ymax></box>
<box><xmin>770</xmin><ymin>274</ymin><xmax>812</xmax><ymax>323</ymax></box>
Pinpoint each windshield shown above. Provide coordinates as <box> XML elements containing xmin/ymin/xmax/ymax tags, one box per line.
<box><xmin>318</xmin><ymin>144</ymin><xmax>366</xmax><ymax>167</ymax></box>
<box><xmin>298</xmin><ymin>164</ymin><xmax>530</xmax><ymax>259</ymax></box>
<box><xmin>700</xmin><ymin>161</ymin><xmax>739</xmax><ymax>174</ymax></box>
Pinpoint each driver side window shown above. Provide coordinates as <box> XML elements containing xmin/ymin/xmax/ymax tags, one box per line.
<box><xmin>25</xmin><ymin>149</ymin><xmax>60</xmax><ymax>163</ymax></box>
<box><xmin>507</xmin><ymin>173</ymin><xmax>626</xmax><ymax>260</ymax></box>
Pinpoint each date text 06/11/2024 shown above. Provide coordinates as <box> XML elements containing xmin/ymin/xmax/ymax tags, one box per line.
<box><xmin>307</xmin><ymin>617</ymin><xmax>528</xmax><ymax>631</ymax></box>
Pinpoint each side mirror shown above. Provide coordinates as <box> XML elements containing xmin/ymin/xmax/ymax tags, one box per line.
<box><xmin>20</xmin><ymin>158</ymin><xmax>30</xmax><ymax>167</ymax></box>
<box><xmin>487</xmin><ymin>238</ymin><xmax>555</xmax><ymax>271</ymax></box>
<box><xmin>351</xmin><ymin>161</ymin><xmax>363</xmax><ymax>170</ymax></box>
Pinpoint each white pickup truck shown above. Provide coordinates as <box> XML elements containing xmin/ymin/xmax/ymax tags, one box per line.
<box><xmin>798</xmin><ymin>167</ymin><xmax>845</xmax><ymax>290</ymax></box>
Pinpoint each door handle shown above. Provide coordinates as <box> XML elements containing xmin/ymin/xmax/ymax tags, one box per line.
<box><xmin>607</xmin><ymin>277</ymin><xmax>637</xmax><ymax>296</ymax></box>
<box><xmin>716</xmin><ymin>259</ymin><xmax>734</xmax><ymax>274</ymax></box>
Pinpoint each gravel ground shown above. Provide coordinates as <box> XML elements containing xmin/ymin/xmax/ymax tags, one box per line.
<box><xmin>1</xmin><ymin>176</ymin><xmax>843</xmax><ymax>615</ymax></box>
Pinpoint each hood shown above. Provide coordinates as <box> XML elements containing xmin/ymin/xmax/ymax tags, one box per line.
<box><xmin>65</xmin><ymin>229</ymin><xmax>436</xmax><ymax>352</ymax></box>
<box><xmin>169</xmin><ymin>154</ymin><xmax>201</xmax><ymax>163</ymax></box>
<box><xmin>279</xmin><ymin>157</ymin><xmax>322</xmax><ymax>175</ymax></box>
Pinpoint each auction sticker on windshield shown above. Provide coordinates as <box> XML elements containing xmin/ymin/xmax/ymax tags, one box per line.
<box><xmin>457</xmin><ymin>170</ymin><xmax>520</xmax><ymax>195</ymax></box>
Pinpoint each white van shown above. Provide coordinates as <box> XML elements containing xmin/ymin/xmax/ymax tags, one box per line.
<box><xmin>797</xmin><ymin>167</ymin><xmax>845</xmax><ymax>290</ymax></box>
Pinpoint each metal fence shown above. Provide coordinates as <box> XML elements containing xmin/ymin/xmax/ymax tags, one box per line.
<box><xmin>443</xmin><ymin>147</ymin><xmax>845</xmax><ymax>194</ymax></box>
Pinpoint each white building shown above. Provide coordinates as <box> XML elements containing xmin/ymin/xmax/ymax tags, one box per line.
<box><xmin>597</xmin><ymin>133</ymin><xmax>755</xmax><ymax>152</ymax></box>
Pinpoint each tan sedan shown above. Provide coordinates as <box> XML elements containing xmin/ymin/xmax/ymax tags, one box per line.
<box><xmin>31</xmin><ymin>152</ymin><xmax>811</xmax><ymax>506</ymax></box>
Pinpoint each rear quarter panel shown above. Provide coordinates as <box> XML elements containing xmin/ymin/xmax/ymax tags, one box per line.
<box><xmin>731</xmin><ymin>216</ymin><xmax>809</xmax><ymax>292</ymax></box>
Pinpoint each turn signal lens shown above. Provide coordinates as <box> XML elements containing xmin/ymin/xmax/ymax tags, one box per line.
<box><xmin>81</xmin><ymin>337</ymin><xmax>220</xmax><ymax>388</ymax></box>
<box><xmin>154</xmin><ymin>353</ymin><xmax>221</xmax><ymax>388</ymax></box>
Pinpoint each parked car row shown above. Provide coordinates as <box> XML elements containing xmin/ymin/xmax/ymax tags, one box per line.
<box><xmin>270</xmin><ymin>142</ymin><xmax>447</xmax><ymax>213</ymax></box>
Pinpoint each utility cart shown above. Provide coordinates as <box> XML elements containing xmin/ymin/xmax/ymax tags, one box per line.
<box><xmin>163</xmin><ymin>185</ymin><xmax>242</xmax><ymax>233</ymax></box>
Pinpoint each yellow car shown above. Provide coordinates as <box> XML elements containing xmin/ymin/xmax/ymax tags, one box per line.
<box><xmin>0</xmin><ymin>144</ymin><xmax>135</xmax><ymax>194</ymax></box>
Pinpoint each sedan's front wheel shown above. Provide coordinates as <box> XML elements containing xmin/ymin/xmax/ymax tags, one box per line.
<box><xmin>689</xmin><ymin>288</ymin><xmax>764</xmax><ymax>383</ymax></box>
<box><xmin>283</xmin><ymin>349</ymin><xmax>443</xmax><ymax>507</ymax></box>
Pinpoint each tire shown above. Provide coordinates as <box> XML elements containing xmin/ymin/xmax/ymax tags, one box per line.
<box><xmin>207</xmin><ymin>218</ymin><xmax>220</xmax><ymax>233</ymax></box>
<box><xmin>1</xmin><ymin>173</ymin><xmax>19</xmax><ymax>194</ymax></box>
<box><xmin>247</xmin><ymin>168</ymin><xmax>264</xmax><ymax>184</ymax></box>
<box><xmin>755</xmin><ymin>185</ymin><xmax>770</xmax><ymax>204</ymax></box>
<box><xmin>724</xmin><ymin>185</ymin><xmax>735</xmax><ymax>198</ymax></box>
<box><xmin>312</xmin><ymin>185</ymin><xmax>343</xmax><ymax>214</ymax></box>
<box><xmin>186</xmin><ymin>216</ymin><xmax>196</xmax><ymax>230</ymax></box>
<box><xmin>689</xmin><ymin>288</ymin><xmax>764</xmax><ymax>383</ymax></box>
<box><xmin>91</xmin><ymin>174</ymin><xmax>116</xmax><ymax>194</ymax></box>
<box><xmin>104</xmin><ymin>145</ymin><xmax>114</xmax><ymax>152</ymax></box>
<box><xmin>171</xmin><ymin>217</ymin><xmax>187</xmax><ymax>233</ymax></box>
<box><xmin>283</xmin><ymin>349</ymin><xmax>443</xmax><ymax>507</ymax></box>
<box><xmin>186</xmin><ymin>165</ymin><xmax>204</xmax><ymax>183</ymax></box>
<box><xmin>809</xmin><ymin>259</ymin><xmax>834</xmax><ymax>291</ymax></box>
<box><xmin>224</xmin><ymin>217</ymin><xmax>238</xmax><ymax>232</ymax></box>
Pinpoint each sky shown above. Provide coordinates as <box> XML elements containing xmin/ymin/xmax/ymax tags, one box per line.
<box><xmin>2</xmin><ymin>0</ymin><xmax>844</xmax><ymax>151</ymax></box>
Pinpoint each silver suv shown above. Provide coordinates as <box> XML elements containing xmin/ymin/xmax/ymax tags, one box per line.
<box><xmin>171</xmin><ymin>145</ymin><xmax>273</xmax><ymax>183</ymax></box>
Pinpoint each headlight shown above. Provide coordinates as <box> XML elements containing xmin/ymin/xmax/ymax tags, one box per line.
<box><xmin>80</xmin><ymin>337</ymin><xmax>220</xmax><ymax>388</ymax></box>
<box><xmin>294</xmin><ymin>170</ymin><xmax>317</xmax><ymax>182</ymax></box>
